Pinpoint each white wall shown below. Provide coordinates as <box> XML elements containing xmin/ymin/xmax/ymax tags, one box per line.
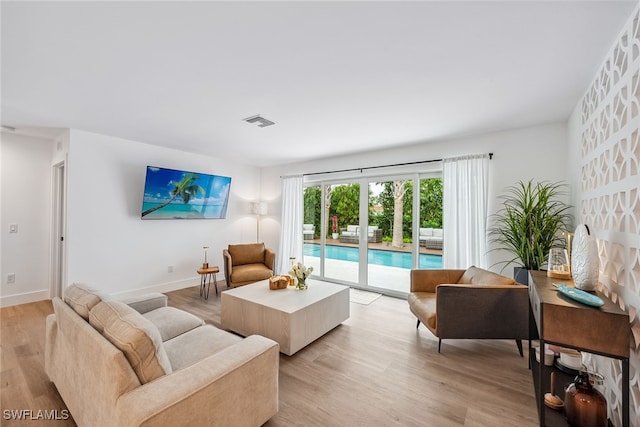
<box><xmin>0</xmin><ymin>122</ymin><xmax>572</xmax><ymax>304</ymax></box>
<box><xmin>261</xmin><ymin>122</ymin><xmax>570</xmax><ymax>272</ymax></box>
<box><xmin>65</xmin><ymin>129</ymin><xmax>262</xmax><ymax>297</ymax></box>
<box><xmin>0</xmin><ymin>132</ymin><xmax>53</xmax><ymax>306</ymax></box>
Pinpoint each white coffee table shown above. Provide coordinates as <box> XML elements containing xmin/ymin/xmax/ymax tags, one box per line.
<box><xmin>221</xmin><ymin>279</ymin><xmax>350</xmax><ymax>355</ymax></box>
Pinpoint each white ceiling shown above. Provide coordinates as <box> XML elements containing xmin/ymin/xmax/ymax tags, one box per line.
<box><xmin>2</xmin><ymin>1</ymin><xmax>637</xmax><ymax>167</ymax></box>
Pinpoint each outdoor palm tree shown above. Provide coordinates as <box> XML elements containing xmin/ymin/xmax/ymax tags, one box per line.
<box><xmin>141</xmin><ymin>173</ymin><xmax>205</xmax><ymax>217</ymax></box>
<box><xmin>392</xmin><ymin>180</ymin><xmax>407</xmax><ymax>247</ymax></box>
<box><xmin>324</xmin><ymin>184</ymin><xmax>333</xmax><ymax>238</ymax></box>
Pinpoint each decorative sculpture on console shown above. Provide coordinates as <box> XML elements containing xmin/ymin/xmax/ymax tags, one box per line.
<box><xmin>571</xmin><ymin>224</ymin><xmax>599</xmax><ymax>291</ymax></box>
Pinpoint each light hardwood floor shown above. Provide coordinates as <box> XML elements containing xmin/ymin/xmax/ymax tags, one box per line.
<box><xmin>1</xmin><ymin>286</ymin><xmax>539</xmax><ymax>426</ymax></box>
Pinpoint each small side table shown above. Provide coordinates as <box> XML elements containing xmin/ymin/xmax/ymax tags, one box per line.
<box><xmin>197</xmin><ymin>266</ymin><xmax>219</xmax><ymax>300</ymax></box>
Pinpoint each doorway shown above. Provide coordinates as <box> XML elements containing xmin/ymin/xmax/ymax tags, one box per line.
<box><xmin>50</xmin><ymin>161</ymin><xmax>65</xmax><ymax>298</ymax></box>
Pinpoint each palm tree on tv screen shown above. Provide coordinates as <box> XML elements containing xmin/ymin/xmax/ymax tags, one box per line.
<box><xmin>141</xmin><ymin>173</ymin><xmax>205</xmax><ymax>217</ymax></box>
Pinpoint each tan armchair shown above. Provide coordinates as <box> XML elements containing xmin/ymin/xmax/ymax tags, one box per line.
<box><xmin>408</xmin><ymin>266</ymin><xmax>529</xmax><ymax>354</ymax></box>
<box><xmin>223</xmin><ymin>243</ymin><xmax>275</xmax><ymax>288</ymax></box>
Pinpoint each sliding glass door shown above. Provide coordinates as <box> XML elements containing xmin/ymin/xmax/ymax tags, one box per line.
<box><xmin>418</xmin><ymin>177</ymin><xmax>444</xmax><ymax>268</ymax></box>
<box><xmin>324</xmin><ymin>182</ymin><xmax>360</xmax><ymax>283</ymax></box>
<box><xmin>302</xmin><ymin>182</ymin><xmax>360</xmax><ymax>284</ymax></box>
<box><xmin>302</xmin><ymin>172</ymin><xmax>442</xmax><ymax>296</ymax></box>
<box><xmin>367</xmin><ymin>178</ymin><xmax>414</xmax><ymax>292</ymax></box>
<box><xmin>303</xmin><ymin>185</ymin><xmax>321</xmax><ymax>274</ymax></box>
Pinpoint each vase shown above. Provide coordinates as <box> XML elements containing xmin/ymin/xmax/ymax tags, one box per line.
<box><xmin>564</xmin><ymin>371</ymin><xmax>607</xmax><ymax>427</ymax></box>
<box><xmin>571</xmin><ymin>224</ymin><xmax>599</xmax><ymax>291</ymax></box>
<box><xmin>296</xmin><ymin>278</ymin><xmax>307</xmax><ymax>290</ymax></box>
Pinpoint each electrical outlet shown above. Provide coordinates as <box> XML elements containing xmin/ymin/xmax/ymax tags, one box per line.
<box><xmin>167</xmin><ymin>266</ymin><xmax>174</xmax><ymax>273</ymax></box>
<box><xmin>9</xmin><ymin>223</ymin><xmax>18</xmax><ymax>233</ymax></box>
<box><xmin>7</xmin><ymin>273</ymin><xmax>16</xmax><ymax>284</ymax></box>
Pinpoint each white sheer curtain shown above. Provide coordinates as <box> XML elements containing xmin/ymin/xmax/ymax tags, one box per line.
<box><xmin>442</xmin><ymin>155</ymin><xmax>489</xmax><ymax>268</ymax></box>
<box><xmin>277</xmin><ymin>175</ymin><xmax>303</xmax><ymax>275</ymax></box>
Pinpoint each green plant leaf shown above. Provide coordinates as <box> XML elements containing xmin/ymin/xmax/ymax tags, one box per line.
<box><xmin>488</xmin><ymin>180</ymin><xmax>573</xmax><ymax>271</ymax></box>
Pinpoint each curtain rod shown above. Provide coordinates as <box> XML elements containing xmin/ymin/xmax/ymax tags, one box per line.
<box><xmin>300</xmin><ymin>152</ymin><xmax>493</xmax><ymax>177</ymax></box>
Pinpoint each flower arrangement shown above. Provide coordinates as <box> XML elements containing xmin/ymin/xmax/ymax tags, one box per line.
<box><xmin>289</xmin><ymin>262</ymin><xmax>313</xmax><ymax>290</ymax></box>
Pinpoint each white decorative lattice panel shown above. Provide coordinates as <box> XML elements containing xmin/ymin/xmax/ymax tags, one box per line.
<box><xmin>631</xmin><ymin>130</ymin><xmax>640</xmax><ymax>176</ymax></box>
<box><xmin>631</xmin><ymin>70</ymin><xmax>639</xmax><ymax>121</ymax></box>
<box><xmin>631</xmin><ymin>188</ymin><xmax>640</xmax><ymax>235</ymax></box>
<box><xmin>578</xmin><ymin>5</ymin><xmax>640</xmax><ymax>427</ymax></box>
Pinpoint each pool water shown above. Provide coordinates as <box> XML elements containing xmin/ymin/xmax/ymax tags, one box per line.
<box><xmin>304</xmin><ymin>243</ymin><xmax>442</xmax><ymax>269</ymax></box>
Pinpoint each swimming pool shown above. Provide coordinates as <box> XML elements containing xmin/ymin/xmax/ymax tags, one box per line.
<box><xmin>304</xmin><ymin>243</ymin><xmax>442</xmax><ymax>269</ymax></box>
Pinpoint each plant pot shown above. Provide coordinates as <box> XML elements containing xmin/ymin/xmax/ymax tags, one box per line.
<box><xmin>332</xmin><ymin>233</ymin><xmax>339</xmax><ymax>240</ymax></box>
<box><xmin>514</xmin><ymin>267</ymin><xmax>529</xmax><ymax>285</ymax></box>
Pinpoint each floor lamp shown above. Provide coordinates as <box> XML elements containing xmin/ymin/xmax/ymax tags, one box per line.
<box><xmin>252</xmin><ymin>201</ymin><xmax>268</xmax><ymax>242</ymax></box>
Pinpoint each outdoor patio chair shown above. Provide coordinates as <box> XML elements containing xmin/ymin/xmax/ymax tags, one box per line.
<box><xmin>303</xmin><ymin>224</ymin><xmax>315</xmax><ymax>240</ymax></box>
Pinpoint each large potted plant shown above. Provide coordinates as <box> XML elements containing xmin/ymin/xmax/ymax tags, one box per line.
<box><xmin>488</xmin><ymin>180</ymin><xmax>572</xmax><ymax>284</ymax></box>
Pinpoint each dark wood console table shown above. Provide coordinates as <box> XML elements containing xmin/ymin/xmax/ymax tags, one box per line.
<box><xmin>528</xmin><ymin>270</ymin><xmax>630</xmax><ymax>427</ymax></box>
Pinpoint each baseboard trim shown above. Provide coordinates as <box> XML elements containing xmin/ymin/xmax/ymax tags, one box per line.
<box><xmin>0</xmin><ymin>289</ymin><xmax>50</xmax><ymax>308</ymax></box>
<box><xmin>0</xmin><ymin>277</ymin><xmax>230</xmax><ymax>308</ymax></box>
<box><xmin>111</xmin><ymin>277</ymin><xmax>201</xmax><ymax>299</ymax></box>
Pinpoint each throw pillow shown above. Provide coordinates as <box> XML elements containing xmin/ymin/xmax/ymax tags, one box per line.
<box><xmin>458</xmin><ymin>266</ymin><xmax>515</xmax><ymax>286</ymax></box>
<box><xmin>90</xmin><ymin>301</ymin><xmax>172</xmax><ymax>384</ymax></box>
<box><xmin>64</xmin><ymin>283</ymin><xmax>109</xmax><ymax>320</ymax></box>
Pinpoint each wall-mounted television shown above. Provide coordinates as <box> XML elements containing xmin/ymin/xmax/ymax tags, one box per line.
<box><xmin>141</xmin><ymin>166</ymin><xmax>231</xmax><ymax>220</ymax></box>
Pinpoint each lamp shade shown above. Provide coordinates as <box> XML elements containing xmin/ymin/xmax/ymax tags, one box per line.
<box><xmin>252</xmin><ymin>201</ymin><xmax>268</xmax><ymax>215</ymax></box>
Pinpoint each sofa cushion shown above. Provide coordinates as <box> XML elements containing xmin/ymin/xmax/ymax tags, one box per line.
<box><xmin>458</xmin><ymin>266</ymin><xmax>515</xmax><ymax>286</ymax></box>
<box><xmin>89</xmin><ymin>299</ymin><xmax>132</xmax><ymax>333</ymax></box>
<box><xmin>164</xmin><ymin>325</ymin><xmax>243</xmax><ymax>371</ymax></box>
<box><xmin>64</xmin><ymin>283</ymin><xmax>109</xmax><ymax>321</ymax></box>
<box><xmin>89</xmin><ymin>300</ymin><xmax>172</xmax><ymax>384</ymax></box>
<box><xmin>303</xmin><ymin>224</ymin><xmax>314</xmax><ymax>230</ymax></box>
<box><xmin>142</xmin><ymin>307</ymin><xmax>205</xmax><ymax>341</ymax></box>
<box><xmin>433</xmin><ymin>228</ymin><xmax>444</xmax><ymax>238</ymax></box>
<box><xmin>228</xmin><ymin>243</ymin><xmax>265</xmax><ymax>266</ymax></box>
<box><xmin>420</xmin><ymin>228</ymin><xmax>434</xmax><ymax>237</ymax></box>
<box><xmin>231</xmin><ymin>264</ymin><xmax>273</xmax><ymax>283</ymax></box>
<box><xmin>119</xmin><ymin>293</ymin><xmax>168</xmax><ymax>314</ymax></box>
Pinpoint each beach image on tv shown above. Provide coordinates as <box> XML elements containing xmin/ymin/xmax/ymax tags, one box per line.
<box><xmin>141</xmin><ymin>166</ymin><xmax>231</xmax><ymax>219</ymax></box>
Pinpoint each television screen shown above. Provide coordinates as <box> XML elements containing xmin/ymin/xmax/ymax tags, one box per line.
<box><xmin>141</xmin><ymin>166</ymin><xmax>231</xmax><ymax>219</ymax></box>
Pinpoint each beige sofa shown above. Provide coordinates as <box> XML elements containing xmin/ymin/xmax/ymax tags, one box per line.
<box><xmin>45</xmin><ymin>284</ymin><xmax>279</xmax><ymax>427</ymax></box>
<box><xmin>223</xmin><ymin>242</ymin><xmax>275</xmax><ymax>288</ymax></box>
<box><xmin>408</xmin><ymin>266</ymin><xmax>529</xmax><ymax>354</ymax></box>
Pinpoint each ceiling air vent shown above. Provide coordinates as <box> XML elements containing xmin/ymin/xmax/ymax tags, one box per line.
<box><xmin>242</xmin><ymin>115</ymin><xmax>275</xmax><ymax>128</ymax></box>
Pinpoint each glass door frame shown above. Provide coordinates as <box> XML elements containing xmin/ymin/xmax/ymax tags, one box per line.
<box><xmin>362</xmin><ymin>173</ymin><xmax>419</xmax><ymax>297</ymax></box>
<box><xmin>303</xmin><ymin>169</ymin><xmax>442</xmax><ymax>297</ymax></box>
